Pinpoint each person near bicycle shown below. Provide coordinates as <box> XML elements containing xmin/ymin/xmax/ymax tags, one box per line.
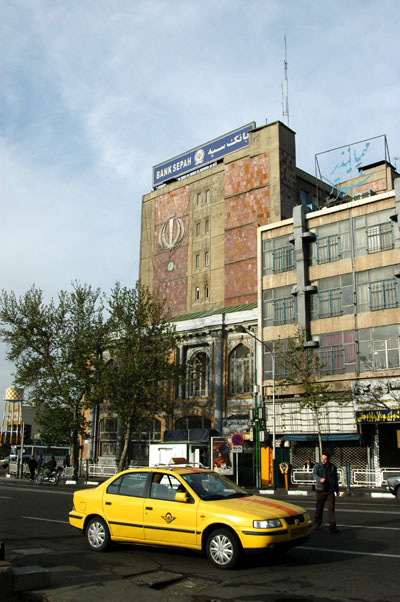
<box><xmin>28</xmin><ymin>456</ymin><xmax>37</xmax><ymax>480</ymax></box>
<box><xmin>44</xmin><ymin>456</ymin><xmax>57</xmax><ymax>478</ymax></box>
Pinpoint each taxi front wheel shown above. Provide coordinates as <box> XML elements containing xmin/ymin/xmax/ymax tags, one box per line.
<box><xmin>206</xmin><ymin>528</ymin><xmax>240</xmax><ymax>569</ymax></box>
<box><xmin>86</xmin><ymin>517</ymin><xmax>110</xmax><ymax>552</ymax></box>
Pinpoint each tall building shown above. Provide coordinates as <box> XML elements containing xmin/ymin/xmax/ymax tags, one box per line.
<box><xmin>139</xmin><ymin>121</ymin><xmax>322</xmax><ymax>317</ymax></box>
<box><xmin>258</xmin><ymin>166</ymin><xmax>400</xmax><ymax>472</ymax></box>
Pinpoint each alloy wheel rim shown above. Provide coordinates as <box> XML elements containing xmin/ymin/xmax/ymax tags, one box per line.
<box><xmin>88</xmin><ymin>522</ymin><xmax>105</xmax><ymax>548</ymax></box>
<box><xmin>210</xmin><ymin>534</ymin><xmax>233</xmax><ymax>565</ymax></box>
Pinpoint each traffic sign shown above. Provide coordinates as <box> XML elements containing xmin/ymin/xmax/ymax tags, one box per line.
<box><xmin>232</xmin><ymin>434</ymin><xmax>244</xmax><ymax>446</ymax></box>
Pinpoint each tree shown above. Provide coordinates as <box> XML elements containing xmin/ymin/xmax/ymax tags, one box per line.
<box><xmin>0</xmin><ymin>283</ymin><xmax>109</xmax><ymax>475</ymax></box>
<box><xmin>275</xmin><ymin>328</ymin><xmax>350</xmax><ymax>459</ymax></box>
<box><xmin>104</xmin><ymin>282</ymin><xmax>184</xmax><ymax>471</ymax></box>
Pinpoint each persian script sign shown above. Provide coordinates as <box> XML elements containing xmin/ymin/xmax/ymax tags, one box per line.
<box><xmin>356</xmin><ymin>409</ymin><xmax>400</xmax><ymax>424</ymax></box>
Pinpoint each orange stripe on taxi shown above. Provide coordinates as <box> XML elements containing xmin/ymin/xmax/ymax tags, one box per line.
<box><xmin>242</xmin><ymin>497</ymin><xmax>298</xmax><ymax>516</ymax></box>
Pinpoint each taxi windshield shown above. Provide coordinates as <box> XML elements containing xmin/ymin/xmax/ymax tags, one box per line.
<box><xmin>182</xmin><ymin>471</ymin><xmax>248</xmax><ymax>501</ymax></box>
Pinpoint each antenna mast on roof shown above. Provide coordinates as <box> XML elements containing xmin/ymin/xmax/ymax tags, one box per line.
<box><xmin>282</xmin><ymin>35</ymin><xmax>289</xmax><ymax>126</ymax></box>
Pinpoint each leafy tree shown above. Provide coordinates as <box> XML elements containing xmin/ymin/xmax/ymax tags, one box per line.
<box><xmin>0</xmin><ymin>283</ymin><xmax>109</xmax><ymax>475</ymax></box>
<box><xmin>275</xmin><ymin>328</ymin><xmax>350</xmax><ymax>459</ymax></box>
<box><xmin>104</xmin><ymin>282</ymin><xmax>184</xmax><ymax>471</ymax></box>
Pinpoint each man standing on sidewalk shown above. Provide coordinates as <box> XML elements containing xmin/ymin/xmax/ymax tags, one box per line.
<box><xmin>313</xmin><ymin>452</ymin><xmax>340</xmax><ymax>533</ymax></box>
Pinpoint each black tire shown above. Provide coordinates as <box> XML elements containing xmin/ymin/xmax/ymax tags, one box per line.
<box><xmin>49</xmin><ymin>474</ymin><xmax>59</xmax><ymax>485</ymax></box>
<box><xmin>86</xmin><ymin>517</ymin><xmax>110</xmax><ymax>552</ymax></box>
<box><xmin>396</xmin><ymin>487</ymin><xmax>400</xmax><ymax>502</ymax></box>
<box><xmin>206</xmin><ymin>528</ymin><xmax>240</xmax><ymax>569</ymax></box>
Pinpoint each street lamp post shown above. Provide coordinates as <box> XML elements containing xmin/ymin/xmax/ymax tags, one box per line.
<box><xmin>236</xmin><ymin>326</ymin><xmax>276</xmax><ymax>488</ymax></box>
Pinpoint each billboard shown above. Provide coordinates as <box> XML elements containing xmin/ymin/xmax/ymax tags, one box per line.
<box><xmin>211</xmin><ymin>436</ymin><xmax>233</xmax><ymax>475</ymax></box>
<box><xmin>152</xmin><ymin>122</ymin><xmax>256</xmax><ymax>187</ymax></box>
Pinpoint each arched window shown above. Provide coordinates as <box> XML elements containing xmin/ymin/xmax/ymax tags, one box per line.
<box><xmin>229</xmin><ymin>344</ymin><xmax>254</xmax><ymax>395</ymax></box>
<box><xmin>187</xmin><ymin>351</ymin><xmax>210</xmax><ymax>398</ymax></box>
<box><xmin>175</xmin><ymin>416</ymin><xmax>211</xmax><ymax>430</ymax></box>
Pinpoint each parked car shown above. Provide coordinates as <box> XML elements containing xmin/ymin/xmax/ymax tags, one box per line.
<box><xmin>387</xmin><ymin>474</ymin><xmax>400</xmax><ymax>501</ymax></box>
<box><xmin>69</xmin><ymin>466</ymin><xmax>312</xmax><ymax>569</ymax></box>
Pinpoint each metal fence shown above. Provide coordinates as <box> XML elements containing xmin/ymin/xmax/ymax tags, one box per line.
<box><xmin>291</xmin><ymin>467</ymin><xmax>400</xmax><ymax>488</ymax></box>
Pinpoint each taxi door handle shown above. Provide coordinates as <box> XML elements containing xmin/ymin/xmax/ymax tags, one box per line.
<box><xmin>145</xmin><ymin>506</ymin><xmax>153</xmax><ymax>511</ymax></box>
<box><xmin>105</xmin><ymin>502</ymin><xmax>112</xmax><ymax>505</ymax></box>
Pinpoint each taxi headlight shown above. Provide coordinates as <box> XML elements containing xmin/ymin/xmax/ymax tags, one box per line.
<box><xmin>305</xmin><ymin>512</ymin><xmax>311</xmax><ymax>521</ymax></box>
<box><xmin>253</xmin><ymin>519</ymin><xmax>282</xmax><ymax>529</ymax></box>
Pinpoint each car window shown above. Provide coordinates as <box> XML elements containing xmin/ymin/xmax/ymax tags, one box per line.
<box><xmin>182</xmin><ymin>471</ymin><xmax>247</xmax><ymax>501</ymax></box>
<box><xmin>150</xmin><ymin>473</ymin><xmax>185</xmax><ymax>501</ymax></box>
<box><xmin>106</xmin><ymin>472</ymin><xmax>148</xmax><ymax>497</ymax></box>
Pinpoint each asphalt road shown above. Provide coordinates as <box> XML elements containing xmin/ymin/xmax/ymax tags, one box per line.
<box><xmin>0</xmin><ymin>477</ymin><xmax>399</xmax><ymax>602</ymax></box>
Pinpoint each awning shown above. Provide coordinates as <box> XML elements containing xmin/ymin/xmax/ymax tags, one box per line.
<box><xmin>282</xmin><ymin>434</ymin><xmax>360</xmax><ymax>442</ymax></box>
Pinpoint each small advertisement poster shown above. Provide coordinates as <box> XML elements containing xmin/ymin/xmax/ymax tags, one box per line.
<box><xmin>211</xmin><ymin>437</ymin><xmax>233</xmax><ymax>475</ymax></box>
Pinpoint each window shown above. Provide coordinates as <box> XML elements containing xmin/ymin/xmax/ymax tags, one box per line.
<box><xmin>204</xmin><ymin>284</ymin><xmax>209</xmax><ymax>299</ymax></box>
<box><xmin>319</xmin><ymin>346</ymin><xmax>345</xmax><ymax>374</ymax></box>
<box><xmin>99</xmin><ymin>418</ymin><xmax>117</xmax><ymax>439</ymax></box>
<box><xmin>175</xmin><ymin>416</ymin><xmax>211</xmax><ymax>429</ymax></box>
<box><xmin>262</xmin><ymin>235</ymin><xmax>294</xmax><ymax>276</ymax></box>
<box><xmin>312</xmin><ymin>289</ymin><xmax>342</xmax><ymax>318</ymax></box>
<box><xmin>195</xmin><ymin>287</ymin><xmax>200</xmax><ymax>301</ymax></box>
<box><xmin>316</xmin><ymin>235</ymin><xmax>341</xmax><ymax>263</ymax></box>
<box><xmin>369</xmin><ymin>279</ymin><xmax>398</xmax><ymax>311</ymax></box>
<box><xmin>205</xmin><ymin>219</ymin><xmax>210</xmax><ymax>234</ymax></box>
<box><xmin>206</xmin><ymin>190</ymin><xmax>210</xmax><ymax>203</ymax></box>
<box><xmin>151</xmin><ymin>473</ymin><xmax>185</xmax><ymax>501</ymax></box>
<box><xmin>229</xmin><ymin>344</ymin><xmax>254</xmax><ymax>395</ymax></box>
<box><xmin>196</xmin><ymin>193</ymin><xmax>201</xmax><ymax>206</ymax></box>
<box><xmin>273</xmin><ymin>297</ymin><xmax>296</xmax><ymax>325</ymax></box>
<box><xmin>366</xmin><ymin>223</ymin><xmax>393</xmax><ymax>253</ymax></box>
<box><xmin>196</xmin><ymin>223</ymin><xmax>200</xmax><ymax>236</ymax></box>
<box><xmin>106</xmin><ymin>472</ymin><xmax>148</xmax><ymax>497</ymax></box>
<box><xmin>263</xmin><ymin>286</ymin><xmax>297</xmax><ymax>327</ymax></box>
<box><xmin>187</xmin><ymin>351</ymin><xmax>210</xmax><ymax>397</ymax></box>
<box><xmin>359</xmin><ymin>326</ymin><xmax>400</xmax><ymax>371</ymax></box>
<box><xmin>195</xmin><ymin>254</ymin><xmax>200</xmax><ymax>268</ymax></box>
<box><xmin>130</xmin><ymin>418</ymin><xmax>161</xmax><ymax>465</ymax></box>
<box><xmin>272</xmin><ymin>246</ymin><xmax>294</xmax><ymax>273</ymax></box>
<box><xmin>205</xmin><ymin>251</ymin><xmax>209</xmax><ymax>266</ymax></box>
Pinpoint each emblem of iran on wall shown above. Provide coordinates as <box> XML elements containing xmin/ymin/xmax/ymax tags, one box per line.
<box><xmin>158</xmin><ymin>216</ymin><xmax>185</xmax><ymax>250</ymax></box>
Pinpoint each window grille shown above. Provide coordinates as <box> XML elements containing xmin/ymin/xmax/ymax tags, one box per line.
<box><xmin>274</xmin><ymin>297</ymin><xmax>296</xmax><ymax>325</ymax></box>
<box><xmin>319</xmin><ymin>346</ymin><xmax>345</xmax><ymax>374</ymax></box>
<box><xmin>369</xmin><ymin>279</ymin><xmax>398</xmax><ymax>311</ymax></box>
<box><xmin>316</xmin><ymin>235</ymin><xmax>341</xmax><ymax>263</ymax></box>
<box><xmin>272</xmin><ymin>246</ymin><xmax>294</xmax><ymax>273</ymax></box>
<box><xmin>316</xmin><ymin>289</ymin><xmax>342</xmax><ymax>318</ymax></box>
<box><xmin>366</xmin><ymin>223</ymin><xmax>393</xmax><ymax>253</ymax></box>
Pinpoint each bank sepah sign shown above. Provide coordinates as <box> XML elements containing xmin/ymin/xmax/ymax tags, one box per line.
<box><xmin>152</xmin><ymin>122</ymin><xmax>256</xmax><ymax>187</ymax></box>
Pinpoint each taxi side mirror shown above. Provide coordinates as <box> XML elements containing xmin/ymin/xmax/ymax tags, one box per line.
<box><xmin>175</xmin><ymin>491</ymin><xmax>189</xmax><ymax>503</ymax></box>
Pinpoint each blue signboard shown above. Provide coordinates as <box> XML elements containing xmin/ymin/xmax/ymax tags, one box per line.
<box><xmin>152</xmin><ymin>122</ymin><xmax>256</xmax><ymax>187</ymax></box>
<box><xmin>356</xmin><ymin>409</ymin><xmax>400</xmax><ymax>424</ymax></box>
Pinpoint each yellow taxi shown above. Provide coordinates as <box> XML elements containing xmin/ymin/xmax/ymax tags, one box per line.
<box><xmin>69</xmin><ymin>466</ymin><xmax>312</xmax><ymax>569</ymax></box>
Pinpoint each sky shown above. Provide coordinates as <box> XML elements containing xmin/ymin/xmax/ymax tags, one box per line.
<box><xmin>1</xmin><ymin>0</ymin><xmax>399</xmax><ymax>416</ymax></box>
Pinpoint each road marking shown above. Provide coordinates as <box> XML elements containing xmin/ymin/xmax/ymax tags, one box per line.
<box><xmin>302</xmin><ymin>545</ymin><xmax>400</xmax><ymax>559</ymax></box>
<box><xmin>0</xmin><ymin>495</ymin><xmax>13</xmax><ymax>499</ymax></box>
<box><xmin>338</xmin><ymin>523</ymin><xmax>400</xmax><ymax>531</ymax></box>
<box><xmin>22</xmin><ymin>516</ymin><xmax>69</xmax><ymax>524</ymax></box>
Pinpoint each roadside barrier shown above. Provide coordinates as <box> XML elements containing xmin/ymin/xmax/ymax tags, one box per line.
<box><xmin>291</xmin><ymin>467</ymin><xmax>400</xmax><ymax>487</ymax></box>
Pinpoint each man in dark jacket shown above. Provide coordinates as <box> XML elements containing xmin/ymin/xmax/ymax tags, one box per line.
<box><xmin>313</xmin><ymin>452</ymin><xmax>340</xmax><ymax>533</ymax></box>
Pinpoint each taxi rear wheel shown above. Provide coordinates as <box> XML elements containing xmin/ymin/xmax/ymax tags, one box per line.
<box><xmin>86</xmin><ymin>517</ymin><xmax>110</xmax><ymax>552</ymax></box>
<box><xmin>206</xmin><ymin>528</ymin><xmax>240</xmax><ymax>569</ymax></box>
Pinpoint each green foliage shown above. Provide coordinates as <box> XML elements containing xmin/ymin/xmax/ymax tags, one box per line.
<box><xmin>0</xmin><ymin>282</ymin><xmax>109</xmax><ymax>467</ymax></box>
<box><xmin>104</xmin><ymin>282</ymin><xmax>185</xmax><ymax>470</ymax></box>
